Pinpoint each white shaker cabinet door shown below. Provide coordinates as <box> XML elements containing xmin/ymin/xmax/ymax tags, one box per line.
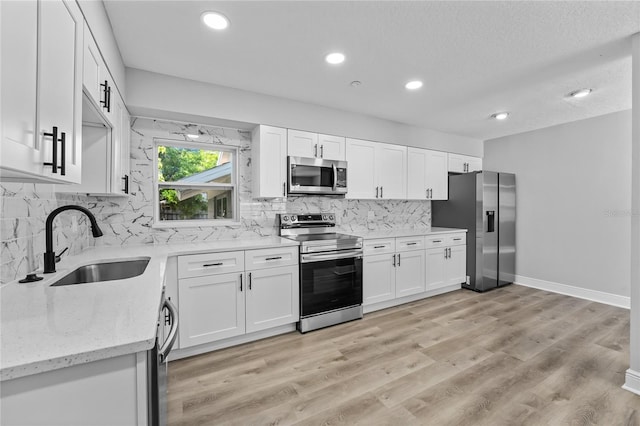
<box><xmin>252</xmin><ymin>125</ymin><xmax>288</xmax><ymax>198</ymax></box>
<box><xmin>407</xmin><ymin>147</ymin><xmax>428</xmax><ymax>200</ymax></box>
<box><xmin>38</xmin><ymin>0</ymin><xmax>84</xmax><ymax>183</ymax></box>
<box><xmin>287</xmin><ymin>129</ymin><xmax>318</xmax><ymax>158</ymax></box>
<box><xmin>363</xmin><ymin>253</ymin><xmax>396</xmax><ymax>305</ymax></box>
<box><xmin>426</xmin><ymin>150</ymin><xmax>448</xmax><ymax>200</ymax></box>
<box><xmin>395</xmin><ymin>249</ymin><xmax>426</xmax><ymax>298</ymax></box>
<box><xmin>426</xmin><ymin>247</ymin><xmax>447</xmax><ymax>291</ymax></box>
<box><xmin>0</xmin><ymin>0</ymin><xmax>38</xmax><ymax>179</ymax></box>
<box><xmin>318</xmin><ymin>134</ymin><xmax>346</xmax><ymax>161</ymax></box>
<box><xmin>178</xmin><ymin>272</ymin><xmax>245</xmax><ymax>348</ymax></box>
<box><xmin>376</xmin><ymin>143</ymin><xmax>407</xmax><ymax>199</ymax></box>
<box><xmin>245</xmin><ymin>266</ymin><xmax>299</xmax><ymax>333</ymax></box>
<box><xmin>445</xmin><ymin>245</ymin><xmax>467</xmax><ymax>286</ymax></box>
<box><xmin>346</xmin><ymin>138</ymin><xmax>377</xmax><ymax>199</ymax></box>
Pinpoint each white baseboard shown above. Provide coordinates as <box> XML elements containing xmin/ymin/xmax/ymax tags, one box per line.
<box><xmin>623</xmin><ymin>369</ymin><xmax>640</xmax><ymax>396</ymax></box>
<box><xmin>514</xmin><ymin>275</ymin><xmax>630</xmax><ymax>309</ymax></box>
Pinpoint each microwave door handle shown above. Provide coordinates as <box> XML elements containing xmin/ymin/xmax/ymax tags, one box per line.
<box><xmin>332</xmin><ymin>163</ymin><xmax>337</xmax><ymax>191</ymax></box>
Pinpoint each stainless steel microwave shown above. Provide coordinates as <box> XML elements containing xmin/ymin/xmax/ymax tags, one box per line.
<box><xmin>288</xmin><ymin>156</ymin><xmax>347</xmax><ymax>195</ymax></box>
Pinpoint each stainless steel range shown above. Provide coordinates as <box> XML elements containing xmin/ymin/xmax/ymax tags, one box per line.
<box><xmin>279</xmin><ymin>213</ymin><xmax>363</xmax><ymax>333</ymax></box>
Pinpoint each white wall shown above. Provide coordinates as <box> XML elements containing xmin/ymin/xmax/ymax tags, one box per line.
<box><xmin>76</xmin><ymin>0</ymin><xmax>126</xmax><ymax>98</ymax></box>
<box><xmin>125</xmin><ymin>68</ymin><xmax>483</xmax><ymax>156</ymax></box>
<box><xmin>484</xmin><ymin>110</ymin><xmax>632</xmax><ymax>299</ymax></box>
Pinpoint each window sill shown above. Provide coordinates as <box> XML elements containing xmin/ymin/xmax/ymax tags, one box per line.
<box><xmin>152</xmin><ymin>220</ymin><xmax>242</xmax><ymax>229</ymax></box>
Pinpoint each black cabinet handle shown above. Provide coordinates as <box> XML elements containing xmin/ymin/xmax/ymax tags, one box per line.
<box><xmin>374</xmin><ymin>245</ymin><xmax>385</xmax><ymax>249</ymax></box>
<box><xmin>43</xmin><ymin>126</ymin><xmax>59</xmax><ymax>174</ymax></box>
<box><xmin>380</xmin><ymin>186</ymin><xmax>383</xmax><ymax>198</ymax></box>
<box><xmin>406</xmin><ymin>242</ymin><xmax>417</xmax><ymax>246</ymax></box>
<box><xmin>376</xmin><ymin>186</ymin><xmax>379</xmax><ymax>198</ymax></box>
<box><xmin>122</xmin><ymin>175</ymin><xmax>129</xmax><ymax>194</ymax></box>
<box><xmin>320</xmin><ymin>145</ymin><xmax>324</xmax><ymax>158</ymax></box>
<box><xmin>100</xmin><ymin>80</ymin><xmax>111</xmax><ymax>112</ymax></box>
<box><xmin>203</xmin><ymin>262</ymin><xmax>223</xmax><ymax>267</ymax></box>
<box><xmin>392</xmin><ymin>254</ymin><xmax>396</xmax><ymax>267</ymax></box>
<box><xmin>398</xmin><ymin>253</ymin><xmax>401</xmax><ymax>266</ymax></box>
<box><xmin>249</xmin><ymin>272</ymin><xmax>252</xmax><ymax>290</ymax></box>
<box><xmin>59</xmin><ymin>132</ymin><xmax>66</xmax><ymax>176</ymax></box>
<box><xmin>240</xmin><ymin>274</ymin><xmax>243</xmax><ymax>292</ymax></box>
<box><xmin>283</xmin><ymin>182</ymin><xmax>286</xmax><ymax>197</ymax></box>
<box><xmin>432</xmin><ymin>240</ymin><xmax>442</xmax><ymax>243</ymax></box>
<box><xmin>265</xmin><ymin>256</ymin><xmax>282</xmax><ymax>261</ymax></box>
<box><xmin>444</xmin><ymin>248</ymin><xmax>448</xmax><ymax>259</ymax></box>
<box><xmin>314</xmin><ymin>144</ymin><xmax>318</xmax><ymax>157</ymax></box>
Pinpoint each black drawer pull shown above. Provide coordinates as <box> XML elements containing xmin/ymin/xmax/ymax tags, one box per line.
<box><xmin>432</xmin><ymin>240</ymin><xmax>442</xmax><ymax>243</ymax></box>
<box><xmin>43</xmin><ymin>126</ymin><xmax>59</xmax><ymax>173</ymax></box>
<box><xmin>453</xmin><ymin>238</ymin><xmax>462</xmax><ymax>241</ymax></box>
<box><xmin>374</xmin><ymin>245</ymin><xmax>386</xmax><ymax>249</ymax></box>
<box><xmin>203</xmin><ymin>262</ymin><xmax>223</xmax><ymax>267</ymax></box>
<box><xmin>122</xmin><ymin>175</ymin><xmax>129</xmax><ymax>194</ymax></box>
<box><xmin>265</xmin><ymin>256</ymin><xmax>282</xmax><ymax>261</ymax></box>
<box><xmin>406</xmin><ymin>242</ymin><xmax>417</xmax><ymax>246</ymax></box>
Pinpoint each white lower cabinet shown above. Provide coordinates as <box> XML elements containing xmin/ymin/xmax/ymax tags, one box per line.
<box><xmin>363</xmin><ymin>253</ymin><xmax>396</xmax><ymax>305</ymax></box>
<box><xmin>179</xmin><ymin>272</ymin><xmax>245</xmax><ymax>347</ymax></box>
<box><xmin>395</xmin><ymin>249</ymin><xmax>426</xmax><ymax>297</ymax></box>
<box><xmin>426</xmin><ymin>235</ymin><xmax>467</xmax><ymax>291</ymax></box>
<box><xmin>364</xmin><ymin>232</ymin><xmax>465</xmax><ymax>311</ymax></box>
<box><xmin>363</xmin><ymin>236</ymin><xmax>426</xmax><ymax>305</ymax></box>
<box><xmin>245</xmin><ymin>265</ymin><xmax>299</xmax><ymax>333</ymax></box>
<box><xmin>177</xmin><ymin>246</ymin><xmax>299</xmax><ymax>349</ymax></box>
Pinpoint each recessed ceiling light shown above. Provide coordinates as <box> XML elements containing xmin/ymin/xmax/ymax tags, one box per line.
<box><xmin>325</xmin><ymin>52</ymin><xmax>345</xmax><ymax>65</ymax></box>
<box><xmin>405</xmin><ymin>80</ymin><xmax>423</xmax><ymax>90</ymax></box>
<box><xmin>187</xmin><ymin>134</ymin><xmax>200</xmax><ymax>139</ymax></box>
<box><xmin>569</xmin><ymin>88</ymin><xmax>592</xmax><ymax>98</ymax></box>
<box><xmin>350</xmin><ymin>80</ymin><xmax>362</xmax><ymax>87</ymax></box>
<box><xmin>201</xmin><ymin>11</ymin><xmax>229</xmax><ymax>30</ymax></box>
<box><xmin>491</xmin><ymin>112</ymin><xmax>509</xmax><ymax>120</ymax></box>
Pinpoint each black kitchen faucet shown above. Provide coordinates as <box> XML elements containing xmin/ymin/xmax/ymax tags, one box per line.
<box><xmin>44</xmin><ymin>205</ymin><xmax>104</xmax><ymax>273</ymax></box>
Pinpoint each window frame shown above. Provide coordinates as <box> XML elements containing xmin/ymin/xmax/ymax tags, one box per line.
<box><xmin>152</xmin><ymin>138</ymin><xmax>240</xmax><ymax>228</ymax></box>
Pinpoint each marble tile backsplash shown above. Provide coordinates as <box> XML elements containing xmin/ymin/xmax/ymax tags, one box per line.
<box><xmin>0</xmin><ymin>117</ymin><xmax>431</xmax><ymax>283</ymax></box>
<box><xmin>0</xmin><ymin>184</ymin><xmax>92</xmax><ymax>283</ymax></box>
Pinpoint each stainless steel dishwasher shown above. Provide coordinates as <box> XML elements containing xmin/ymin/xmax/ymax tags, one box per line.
<box><xmin>148</xmin><ymin>295</ymin><xmax>178</xmax><ymax>426</ymax></box>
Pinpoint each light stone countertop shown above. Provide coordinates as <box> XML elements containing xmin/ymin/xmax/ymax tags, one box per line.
<box><xmin>0</xmin><ymin>237</ymin><xmax>298</xmax><ymax>381</ymax></box>
<box><xmin>351</xmin><ymin>227</ymin><xmax>467</xmax><ymax>239</ymax></box>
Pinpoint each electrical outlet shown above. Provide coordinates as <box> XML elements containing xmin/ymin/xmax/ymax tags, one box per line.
<box><xmin>367</xmin><ymin>211</ymin><xmax>375</xmax><ymax>220</ymax></box>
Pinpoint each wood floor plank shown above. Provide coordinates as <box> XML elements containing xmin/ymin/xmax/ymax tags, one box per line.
<box><xmin>168</xmin><ymin>285</ymin><xmax>640</xmax><ymax>425</ymax></box>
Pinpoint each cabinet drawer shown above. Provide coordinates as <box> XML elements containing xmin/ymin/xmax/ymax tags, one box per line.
<box><xmin>364</xmin><ymin>239</ymin><xmax>396</xmax><ymax>255</ymax></box>
<box><xmin>245</xmin><ymin>246</ymin><xmax>298</xmax><ymax>270</ymax></box>
<box><xmin>396</xmin><ymin>236</ymin><xmax>425</xmax><ymax>252</ymax></box>
<box><xmin>178</xmin><ymin>251</ymin><xmax>244</xmax><ymax>278</ymax></box>
<box><xmin>447</xmin><ymin>233</ymin><xmax>467</xmax><ymax>246</ymax></box>
<box><xmin>425</xmin><ymin>235</ymin><xmax>447</xmax><ymax>248</ymax></box>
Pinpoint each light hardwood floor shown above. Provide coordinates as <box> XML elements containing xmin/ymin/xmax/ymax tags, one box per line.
<box><xmin>168</xmin><ymin>285</ymin><xmax>640</xmax><ymax>425</ymax></box>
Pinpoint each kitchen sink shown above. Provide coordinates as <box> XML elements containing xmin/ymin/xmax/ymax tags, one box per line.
<box><xmin>50</xmin><ymin>258</ymin><xmax>150</xmax><ymax>286</ymax></box>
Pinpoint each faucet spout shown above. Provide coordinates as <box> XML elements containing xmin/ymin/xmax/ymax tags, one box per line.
<box><xmin>44</xmin><ymin>205</ymin><xmax>104</xmax><ymax>274</ymax></box>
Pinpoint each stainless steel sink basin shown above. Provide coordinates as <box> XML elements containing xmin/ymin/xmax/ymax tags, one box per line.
<box><xmin>51</xmin><ymin>257</ymin><xmax>150</xmax><ymax>286</ymax></box>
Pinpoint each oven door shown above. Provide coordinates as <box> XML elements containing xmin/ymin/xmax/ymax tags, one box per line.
<box><xmin>288</xmin><ymin>156</ymin><xmax>347</xmax><ymax>195</ymax></box>
<box><xmin>300</xmin><ymin>250</ymin><xmax>363</xmax><ymax>317</ymax></box>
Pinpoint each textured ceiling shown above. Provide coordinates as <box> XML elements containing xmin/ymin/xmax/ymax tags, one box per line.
<box><xmin>104</xmin><ymin>1</ymin><xmax>640</xmax><ymax>140</ymax></box>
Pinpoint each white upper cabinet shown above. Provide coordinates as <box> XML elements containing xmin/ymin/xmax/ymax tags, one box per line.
<box><xmin>1</xmin><ymin>0</ymin><xmax>84</xmax><ymax>184</ymax></box>
<box><xmin>377</xmin><ymin>143</ymin><xmax>407</xmax><ymax>199</ymax></box>
<box><xmin>287</xmin><ymin>129</ymin><xmax>345</xmax><ymax>161</ymax></box>
<box><xmin>448</xmin><ymin>153</ymin><xmax>483</xmax><ymax>173</ymax></box>
<box><xmin>82</xmin><ymin>22</ymin><xmax>115</xmax><ymax>124</ymax></box>
<box><xmin>407</xmin><ymin>148</ymin><xmax>448</xmax><ymax>200</ymax></box>
<box><xmin>346</xmin><ymin>139</ymin><xmax>407</xmax><ymax>199</ymax></box>
<box><xmin>252</xmin><ymin>125</ymin><xmax>288</xmax><ymax>198</ymax></box>
<box><xmin>346</xmin><ymin>138</ymin><xmax>378</xmax><ymax>199</ymax></box>
<box><xmin>317</xmin><ymin>134</ymin><xmax>346</xmax><ymax>161</ymax></box>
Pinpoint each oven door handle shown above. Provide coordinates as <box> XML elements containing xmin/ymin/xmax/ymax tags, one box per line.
<box><xmin>301</xmin><ymin>250</ymin><xmax>363</xmax><ymax>263</ymax></box>
<box><xmin>159</xmin><ymin>298</ymin><xmax>178</xmax><ymax>363</ymax></box>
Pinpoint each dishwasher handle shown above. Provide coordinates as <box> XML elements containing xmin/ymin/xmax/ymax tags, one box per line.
<box><xmin>159</xmin><ymin>298</ymin><xmax>178</xmax><ymax>363</ymax></box>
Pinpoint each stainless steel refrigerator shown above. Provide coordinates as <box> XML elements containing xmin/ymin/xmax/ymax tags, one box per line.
<box><xmin>432</xmin><ymin>171</ymin><xmax>516</xmax><ymax>292</ymax></box>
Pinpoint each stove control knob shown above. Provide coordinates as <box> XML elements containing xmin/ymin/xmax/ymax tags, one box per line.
<box><xmin>329</xmin><ymin>215</ymin><xmax>334</xmax><ymax>220</ymax></box>
<box><xmin>291</xmin><ymin>215</ymin><xmax>297</xmax><ymax>221</ymax></box>
<box><xmin>283</xmin><ymin>216</ymin><xmax>289</xmax><ymax>222</ymax></box>
<box><xmin>322</xmin><ymin>215</ymin><xmax>328</xmax><ymax>220</ymax></box>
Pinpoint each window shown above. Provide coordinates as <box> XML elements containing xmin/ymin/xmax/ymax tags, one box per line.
<box><xmin>154</xmin><ymin>139</ymin><xmax>238</xmax><ymax>226</ymax></box>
